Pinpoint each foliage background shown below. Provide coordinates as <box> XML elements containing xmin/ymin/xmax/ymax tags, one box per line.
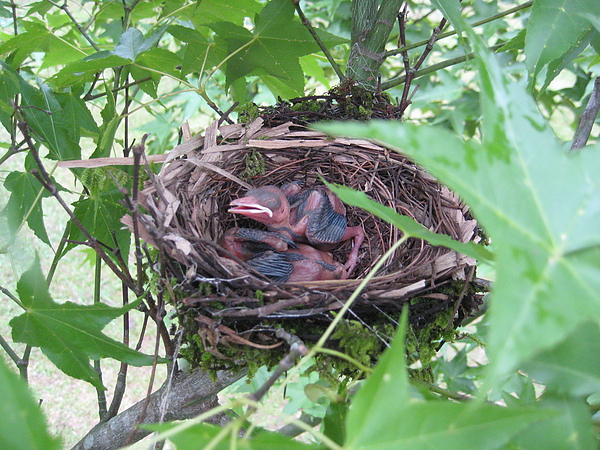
<box><xmin>1</xmin><ymin>0</ymin><xmax>600</xmax><ymax>448</ymax></box>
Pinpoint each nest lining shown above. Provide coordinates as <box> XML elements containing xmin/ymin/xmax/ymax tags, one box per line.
<box><xmin>132</xmin><ymin>117</ymin><xmax>479</xmax><ymax>356</ymax></box>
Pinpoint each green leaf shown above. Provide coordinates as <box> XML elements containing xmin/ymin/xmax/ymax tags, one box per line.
<box><xmin>67</xmin><ymin>188</ymin><xmax>131</xmax><ymax>259</ymax></box>
<box><xmin>524</xmin><ymin>0</ymin><xmax>600</xmax><ymax>90</ymax></box>
<box><xmin>1</xmin><ymin>154</ymin><xmax>57</xmax><ymax>246</ymax></box>
<box><xmin>0</xmin><ymin>357</ymin><xmax>61</xmax><ymax>450</ymax></box>
<box><xmin>0</xmin><ymin>21</ymin><xmax>87</xmax><ymax>69</ymax></box>
<box><xmin>209</xmin><ymin>0</ymin><xmax>345</xmax><ymax>95</ymax></box>
<box><xmin>189</xmin><ymin>0</ymin><xmax>262</xmax><ymax>26</ymax></box>
<box><xmin>167</xmin><ymin>24</ymin><xmax>228</xmax><ymax>76</ymax></box>
<box><xmin>10</xmin><ymin>257</ymin><xmax>158</xmax><ymax>390</ymax></box>
<box><xmin>322</xmin><ymin>399</ymin><xmax>347</xmax><ymax>445</ymax></box>
<box><xmin>92</xmin><ymin>87</ymin><xmax>119</xmax><ymax>159</ymax></box>
<box><xmin>321</xmin><ymin>18</ymin><xmax>600</xmax><ymax>388</ymax></box>
<box><xmin>345</xmin><ymin>310</ymin><xmax>554</xmax><ymax>449</ymax></box>
<box><xmin>143</xmin><ymin>422</ymin><xmax>317</xmax><ymax>449</ymax></box>
<box><xmin>55</xmin><ymin>92</ymin><xmax>100</xmax><ymax>142</ymax></box>
<box><xmin>2</xmin><ymin>61</ymin><xmax>82</xmax><ymax>160</ymax></box>
<box><xmin>523</xmin><ymin>322</ymin><xmax>600</xmax><ymax>397</ymax></box>
<box><xmin>346</xmin><ymin>309</ymin><xmax>410</xmax><ymax>445</ymax></box>
<box><xmin>508</xmin><ymin>396</ymin><xmax>595</xmax><ymax>449</ymax></box>
<box><xmin>0</xmin><ymin>62</ymin><xmax>20</xmax><ymax>130</ymax></box>
<box><xmin>49</xmin><ymin>53</ymin><xmax>131</xmax><ymax>88</ymax></box>
<box><xmin>326</xmin><ymin>183</ymin><xmax>492</xmax><ymax>262</ymax></box>
<box><xmin>135</xmin><ymin>48</ymin><xmax>183</xmax><ymax>79</ymax></box>
<box><xmin>114</xmin><ymin>27</ymin><xmax>156</xmax><ymax>61</ymax></box>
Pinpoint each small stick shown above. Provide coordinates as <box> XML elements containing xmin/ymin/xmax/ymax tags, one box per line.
<box><xmin>292</xmin><ymin>0</ymin><xmax>345</xmax><ymax>82</ymax></box>
<box><xmin>248</xmin><ymin>329</ymin><xmax>309</xmax><ymax>403</ymax></box>
<box><xmin>571</xmin><ymin>77</ymin><xmax>600</xmax><ymax>152</ymax></box>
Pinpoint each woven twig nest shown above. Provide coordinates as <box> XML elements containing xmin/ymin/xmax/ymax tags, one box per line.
<box><xmin>132</xmin><ymin>116</ymin><xmax>479</xmax><ymax>365</ymax></box>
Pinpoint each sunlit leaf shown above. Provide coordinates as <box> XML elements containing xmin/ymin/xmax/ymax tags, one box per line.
<box><xmin>524</xmin><ymin>0</ymin><xmax>600</xmax><ymax>90</ymax></box>
<box><xmin>523</xmin><ymin>322</ymin><xmax>600</xmax><ymax>397</ymax></box>
<box><xmin>322</xmin><ymin>10</ymin><xmax>600</xmax><ymax>389</ymax></box>
<box><xmin>508</xmin><ymin>396</ymin><xmax>595</xmax><ymax>449</ymax></box>
<box><xmin>10</xmin><ymin>257</ymin><xmax>158</xmax><ymax>390</ymax></box>
<box><xmin>0</xmin><ymin>358</ymin><xmax>61</xmax><ymax>450</ymax></box>
<box><xmin>345</xmin><ymin>310</ymin><xmax>553</xmax><ymax>448</ymax></box>
<box><xmin>1</xmin><ymin>153</ymin><xmax>57</xmax><ymax>246</ymax></box>
<box><xmin>209</xmin><ymin>0</ymin><xmax>346</xmax><ymax>95</ymax></box>
<box><xmin>143</xmin><ymin>422</ymin><xmax>317</xmax><ymax>449</ymax></box>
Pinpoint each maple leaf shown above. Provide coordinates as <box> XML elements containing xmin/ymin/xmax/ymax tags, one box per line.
<box><xmin>209</xmin><ymin>0</ymin><xmax>346</xmax><ymax>95</ymax></box>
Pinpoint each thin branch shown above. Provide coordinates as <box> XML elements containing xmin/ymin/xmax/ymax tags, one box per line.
<box><xmin>46</xmin><ymin>0</ymin><xmax>101</xmax><ymax>51</ymax></box>
<box><xmin>385</xmin><ymin>0</ymin><xmax>534</xmax><ymax>58</ymax></box>
<box><xmin>93</xmin><ymin>253</ymin><xmax>108</xmax><ymax>420</ymax></box>
<box><xmin>411</xmin><ymin>379</ymin><xmax>473</xmax><ymax>402</ymax></box>
<box><xmin>277</xmin><ymin>412</ymin><xmax>322</xmax><ymax>437</ymax></box>
<box><xmin>0</xmin><ymin>332</ymin><xmax>20</xmax><ymax>366</ymax></box>
<box><xmin>248</xmin><ymin>329</ymin><xmax>308</xmax><ymax>404</ymax></box>
<box><xmin>72</xmin><ymin>369</ymin><xmax>244</xmax><ymax>450</ymax></box>
<box><xmin>570</xmin><ymin>77</ymin><xmax>600</xmax><ymax>152</ymax></box>
<box><xmin>292</xmin><ymin>0</ymin><xmax>345</xmax><ymax>82</ymax></box>
<box><xmin>16</xmin><ymin>120</ymin><xmax>137</xmax><ymax>292</ymax></box>
<box><xmin>445</xmin><ymin>264</ymin><xmax>476</xmax><ymax>332</ymax></box>
<box><xmin>84</xmin><ymin>76</ymin><xmax>152</xmax><ymax>101</ymax></box>
<box><xmin>381</xmin><ymin>42</ymin><xmax>504</xmax><ymax>91</ymax></box>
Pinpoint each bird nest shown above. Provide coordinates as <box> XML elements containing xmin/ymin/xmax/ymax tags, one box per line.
<box><xmin>129</xmin><ymin>116</ymin><xmax>481</xmax><ymax>370</ymax></box>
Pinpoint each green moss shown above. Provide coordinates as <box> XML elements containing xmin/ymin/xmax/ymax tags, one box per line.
<box><xmin>242</xmin><ymin>150</ymin><xmax>266</xmax><ymax>179</ymax></box>
<box><xmin>237</xmin><ymin>102</ymin><xmax>259</xmax><ymax>123</ymax></box>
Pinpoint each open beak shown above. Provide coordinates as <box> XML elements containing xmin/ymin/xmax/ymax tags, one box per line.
<box><xmin>228</xmin><ymin>199</ymin><xmax>274</xmax><ymax>220</ymax></box>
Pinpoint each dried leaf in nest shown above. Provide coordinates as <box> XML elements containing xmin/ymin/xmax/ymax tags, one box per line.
<box><xmin>131</xmin><ymin>118</ymin><xmax>480</xmax><ymax>361</ymax></box>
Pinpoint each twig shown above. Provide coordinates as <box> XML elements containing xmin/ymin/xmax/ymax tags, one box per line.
<box><xmin>0</xmin><ymin>332</ymin><xmax>20</xmax><ymax>366</ymax></box>
<box><xmin>106</xmin><ymin>283</ymin><xmax>130</xmax><ymax>419</ymax></box>
<box><xmin>277</xmin><ymin>412</ymin><xmax>322</xmax><ymax>437</ymax></box>
<box><xmin>445</xmin><ymin>265</ymin><xmax>476</xmax><ymax>332</ymax></box>
<box><xmin>570</xmin><ymin>77</ymin><xmax>600</xmax><ymax>152</ymax></box>
<box><xmin>385</xmin><ymin>0</ymin><xmax>534</xmax><ymax>58</ymax></box>
<box><xmin>397</xmin><ymin>4</ymin><xmax>447</xmax><ymax>115</ymax></box>
<box><xmin>292</xmin><ymin>0</ymin><xmax>345</xmax><ymax>82</ymax></box>
<box><xmin>380</xmin><ymin>42</ymin><xmax>504</xmax><ymax>91</ymax></box>
<box><xmin>93</xmin><ymin>253</ymin><xmax>108</xmax><ymax>420</ymax></box>
<box><xmin>248</xmin><ymin>329</ymin><xmax>309</xmax><ymax>404</ymax></box>
<box><xmin>46</xmin><ymin>0</ymin><xmax>101</xmax><ymax>51</ymax></box>
<box><xmin>411</xmin><ymin>379</ymin><xmax>472</xmax><ymax>402</ymax></box>
<box><xmin>17</xmin><ymin>119</ymin><xmax>137</xmax><ymax>292</ymax></box>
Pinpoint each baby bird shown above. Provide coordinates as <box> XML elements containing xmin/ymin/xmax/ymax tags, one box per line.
<box><xmin>219</xmin><ymin>227</ymin><xmax>297</xmax><ymax>261</ymax></box>
<box><xmin>246</xmin><ymin>244</ymin><xmax>348</xmax><ymax>283</ymax></box>
<box><xmin>228</xmin><ymin>183</ymin><xmax>364</xmax><ymax>274</ymax></box>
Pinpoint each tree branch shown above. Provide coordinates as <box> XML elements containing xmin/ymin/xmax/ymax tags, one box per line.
<box><xmin>570</xmin><ymin>77</ymin><xmax>600</xmax><ymax>152</ymax></box>
<box><xmin>293</xmin><ymin>0</ymin><xmax>345</xmax><ymax>82</ymax></box>
<box><xmin>71</xmin><ymin>369</ymin><xmax>245</xmax><ymax>450</ymax></box>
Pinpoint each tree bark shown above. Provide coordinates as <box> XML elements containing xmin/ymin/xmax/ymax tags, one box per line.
<box><xmin>71</xmin><ymin>368</ymin><xmax>245</xmax><ymax>450</ymax></box>
<box><xmin>346</xmin><ymin>0</ymin><xmax>403</xmax><ymax>89</ymax></box>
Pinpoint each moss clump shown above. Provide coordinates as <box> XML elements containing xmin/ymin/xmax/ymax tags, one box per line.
<box><xmin>243</xmin><ymin>150</ymin><xmax>266</xmax><ymax>179</ymax></box>
<box><xmin>406</xmin><ymin>296</ymin><xmax>456</xmax><ymax>367</ymax></box>
<box><xmin>237</xmin><ymin>102</ymin><xmax>259</xmax><ymax>123</ymax></box>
